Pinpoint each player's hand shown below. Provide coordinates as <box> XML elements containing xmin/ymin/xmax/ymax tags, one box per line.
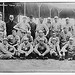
<box><xmin>39</xmin><ymin>53</ymin><xmax>42</xmax><ymax>56</ymax></box>
<box><xmin>25</xmin><ymin>53</ymin><xmax>29</xmax><ymax>56</ymax></box>
<box><xmin>41</xmin><ymin>54</ymin><xmax>44</xmax><ymax>56</ymax></box>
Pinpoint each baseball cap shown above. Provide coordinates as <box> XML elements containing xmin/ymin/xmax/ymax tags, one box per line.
<box><xmin>54</xmin><ymin>16</ymin><xmax>58</xmax><ymax>19</ymax></box>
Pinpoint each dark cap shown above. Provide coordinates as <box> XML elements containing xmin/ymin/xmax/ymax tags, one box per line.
<box><xmin>29</xmin><ymin>15</ymin><xmax>33</xmax><ymax>19</ymax></box>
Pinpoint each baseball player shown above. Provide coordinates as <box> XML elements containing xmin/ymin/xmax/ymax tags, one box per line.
<box><xmin>18</xmin><ymin>37</ymin><xmax>33</xmax><ymax>58</ymax></box>
<box><xmin>0</xmin><ymin>38</ymin><xmax>16</xmax><ymax>59</ymax></box>
<box><xmin>60</xmin><ymin>37</ymin><xmax>75</xmax><ymax>60</ymax></box>
<box><xmin>34</xmin><ymin>38</ymin><xmax>50</xmax><ymax>58</ymax></box>
<box><xmin>48</xmin><ymin>32</ymin><xmax>61</xmax><ymax>58</ymax></box>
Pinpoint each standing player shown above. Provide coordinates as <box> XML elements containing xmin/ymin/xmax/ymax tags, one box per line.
<box><xmin>14</xmin><ymin>16</ymin><xmax>31</xmax><ymax>38</ymax></box>
<box><xmin>36</xmin><ymin>17</ymin><xmax>49</xmax><ymax>37</ymax></box>
<box><xmin>63</xmin><ymin>17</ymin><xmax>73</xmax><ymax>33</ymax></box>
<box><xmin>52</xmin><ymin>16</ymin><xmax>62</xmax><ymax>33</ymax></box>
<box><xmin>46</xmin><ymin>17</ymin><xmax>53</xmax><ymax>40</ymax></box>
<box><xmin>0</xmin><ymin>14</ymin><xmax>6</xmax><ymax>42</ymax></box>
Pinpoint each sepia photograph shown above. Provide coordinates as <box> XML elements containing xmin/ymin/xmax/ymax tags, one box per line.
<box><xmin>0</xmin><ymin>2</ymin><xmax>75</xmax><ymax>72</ymax></box>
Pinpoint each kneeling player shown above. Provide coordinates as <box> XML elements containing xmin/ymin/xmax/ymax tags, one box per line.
<box><xmin>60</xmin><ymin>37</ymin><xmax>75</xmax><ymax>60</ymax></box>
<box><xmin>34</xmin><ymin>38</ymin><xmax>50</xmax><ymax>59</ymax></box>
<box><xmin>48</xmin><ymin>33</ymin><xmax>61</xmax><ymax>59</ymax></box>
<box><xmin>18</xmin><ymin>37</ymin><xmax>33</xmax><ymax>58</ymax></box>
<box><xmin>0</xmin><ymin>38</ymin><xmax>16</xmax><ymax>59</ymax></box>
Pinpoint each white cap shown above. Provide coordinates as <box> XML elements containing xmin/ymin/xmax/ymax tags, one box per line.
<box><xmin>22</xmin><ymin>16</ymin><xmax>27</xmax><ymax>19</ymax></box>
<box><xmin>3</xmin><ymin>38</ymin><xmax>8</xmax><ymax>41</ymax></box>
<box><xmin>39</xmin><ymin>30</ymin><xmax>43</xmax><ymax>33</ymax></box>
<box><xmin>39</xmin><ymin>38</ymin><xmax>44</xmax><ymax>41</ymax></box>
<box><xmin>47</xmin><ymin>17</ymin><xmax>51</xmax><ymax>20</ymax></box>
<box><xmin>69</xmin><ymin>37</ymin><xmax>73</xmax><ymax>40</ymax></box>
<box><xmin>66</xmin><ymin>17</ymin><xmax>69</xmax><ymax>20</ymax></box>
<box><xmin>0</xmin><ymin>14</ymin><xmax>2</xmax><ymax>17</ymax></box>
<box><xmin>9</xmin><ymin>15</ymin><xmax>14</xmax><ymax>18</ymax></box>
<box><xmin>27</xmin><ymin>31</ymin><xmax>31</xmax><ymax>34</ymax></box>
<box><xmin>54</xmin><ymin>16</ymin><xmax>58</xmax><ymax>19</ymax></box>
<box><xmin>23</xmin><ymin>37</ymin><xmax>28</xmax><ymax>41</ymax></box>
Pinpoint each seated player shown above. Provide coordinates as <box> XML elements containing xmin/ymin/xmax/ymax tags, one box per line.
<box><xmin>60</xmin><ymin>37</ymin><xmax>75</xmax><ymax>60</ymax></box>
<box><xmin>0</xmin><ymin>38</ymin><xmax>16</xmax><ymax>59</ymax></box>
<box><xmin>60</xmin><ymin>27</ymin><xmax>72</xmax><ymax>47</ymax></box>
<box><xmin>7</xmin><ymin>29</ymin><xmax>20</xmax><ymax>49</ymax></box>
<box><xmin>34</xmin><ymin>30</ymin><xmax>47</xmax><ymax>46</ymax></box>
<box><xmin>34</xmin><ymin>38</ymin><xmax>50</xmax><ymax>59</ymax></box>
<box><xmin>48</xmin><ymin>32</ymin><xmax>61</xmax><ymax>59</ymax></box>
<box><xmin>21</xmin><ymin>31</ymin><xmax>33</xmax><ymax>44</ymax></box>
<box><xmin>18</xmin><ymin>37</ymin><xmax>33</xmax><ymax>58</ymax></box>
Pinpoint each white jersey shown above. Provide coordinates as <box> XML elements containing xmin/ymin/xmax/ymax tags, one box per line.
<box><xmin>0</xmin><ymin>20</ymin><xmax>6</xmax><ymax>38</ymax></box>
<box><xmin>14</xmin><ymin>22</ymin><xmax>31</xmax><ymax>31</ymax></box>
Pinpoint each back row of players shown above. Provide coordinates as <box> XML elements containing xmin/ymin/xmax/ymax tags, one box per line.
<box><xmin>0</xmin><ymin>13</ymin><xmax>75</xmax><ymax>60</ymax></box>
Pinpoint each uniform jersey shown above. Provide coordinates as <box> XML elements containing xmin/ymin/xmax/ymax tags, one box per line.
<box><xmin>19</xmin><ymin>42</ymin><xmax>32</xmax><ymax>52</ymax></box>
<box><xmin>63</xmin><ymin>23</ymin><xmax>73</xmax><ymax>32</ymax></box>
<box><xmin>60</xmin><ymin>31</ymin><xmax>72</xmax><ymax>42</ymax></box>
<box><xmin>0</xmin><ymin>43</ymin><xmax>14</xmax><ymax>54</ymax></box>
<box><xmin>35</xmin><ymin>43</ymin><xmax>48</xmax><ymax>54</ymax></box>
<box><xmin>14</xmin><ymin>22</ymin><xmax>31</xmax><ymax>31</ymax></box>
<box><xmin>36</xmin><ymin>23</ymin><xmax>49</xmax><ymax>35</ymax></box>
<box><xmin>0</xmin><ymin>20</ymin><xmax>6</xmax><ymax>37</ymax></box>
<box><xmin>8</xmin><ymin>35</ymin><xmax>20</xmax><ymax>45</ymax></box>
<box><xmin>52</xmin><ymin>21</ymin><xmax>62</xmax><ymax>32</ymax></box>
<box><xmin>34</xmin><ymin>36</ymin><xmax>47</xmax><ymax>45</ymax></box>
<box><xmin>49</xmin><ymin>37</ymin><xmax>60</xmax><ymax>51</ymax></box>
<box><xmin>67</xmin><ymin>42</ymin><xmax>75</xmax><ymax>52</ymax></box>
<box><xmin>21</xmin><ymin>34</ymin><xmax>33</xmax><ymax>43</ymax></box>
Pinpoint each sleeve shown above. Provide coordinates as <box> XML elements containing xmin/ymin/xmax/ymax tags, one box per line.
<box><xmin>14</xmin><ymin>23</ymin><xmax>20</xmax><ymax>30</ymax></box>
<box><xmin>48</xmin><ymin>37</ymin><xmax>52</xmax><ymax>45</ymax></box>
<box><xmin>17</xmin><ymin>36</ymin><xmax>20</xmax><ymax>44</ymax></box>
<box><xmin>27</xmin><ymin>23</ymin><xmax>31</xmax><ymax>31</ymax></box>
<box><xmin>7</xmin><ymin>35</ymin><xmax>11</xmax><ymax>39</ymax></box>
<box><xmin>44</xmin><ymin>24</ymin><xmax>49</xmax><ymax>35</ymax></box>
<box><xmin>27</xmin><ymin>44</ymin><xmax>33</xmax><ymax>54</ymax></box>
<box><xmin>18</xmin><ymin>43</ymin><xmax>23</xmax><ymax>51</ymax></box>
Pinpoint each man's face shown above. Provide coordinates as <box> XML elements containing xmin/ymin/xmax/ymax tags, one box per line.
<box><xmin>12</xmin><ymin>30</ymin><xmax>16</xmax><ymax>36</ymax></box>
<box><xmin>39</xmin><ymin>32</ymin><xmax>43</xmax><ymax>37</ymax></box>
<box><xmin>47</xmin><ymin>19</ymin><xmax>51</xmax><ymax>23</ymax></box>
<box><xmin>69</xmin><ymin>39</ymin><xmax>73</xmax><ymax>44</ymax></box>
<box><xmin>30</xmin><ymin>18</ymin><xmax>33</xmax><ymax>22</ymax></box>
<box><xmin>3</xmin><ymin>40</ymin><xmax>8</xmax><ymax>45</ymax></box>
<box><xmin>23</xmin><ymin>17</ymin><xmax>26</xmax><ymax>23</ymax></box>
<box><xmin>63</xmin><ymin>28</ymin><xmax>67</xmax><ymax>33</ymax></box>
<box><xmin>39</xmin><ymin>18</ymin><xmax>43</xmax><ymax>23</ymax></box>
<box><xmin>66</xmin><ymin>19</ymin><xmax>69</xmax><ymax>24</ymax></box>
<box><xmin>27</xmin><ymin>33</ymin><xmax>31</xmax><ymax>36</ymax></box>
<box><xmin>9</xmin><ymin>15</ymin><xmax>14</xmax><ymax>21</ymax></box>
<box><xmin>22</xmin><ymin>32</ymin><xmax>25</xmax><ymax>36</ymax></box>
<box><xmin>54</xmin><ymin>18</ymin><xmax>58</xmax><ymax>22</ymax></box>
<box><xmin>53</xmin><ymin>33</ymin><xmax>56</xmax><ymax>37</ymax></box>
<box><xmin>39</xmin><ymin>40</ymin><xmax>44</xmax><ymax>44</ymax></box>
<box><xmin>24</xmin><ymin>40</ymin><xmax>28</xmax><ymax>44</ymax></box>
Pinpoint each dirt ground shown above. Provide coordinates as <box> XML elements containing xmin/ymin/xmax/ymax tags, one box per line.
<box><xmin>0</xmin><ymin>59</ymin><xmax>75</xmax><ymax>72</ymax></box>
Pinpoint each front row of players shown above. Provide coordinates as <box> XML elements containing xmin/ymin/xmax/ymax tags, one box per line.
<box><xmin>0</xmin><ymin>29</ymin><xmax>75</xmax><ymax>60</ymax></box>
